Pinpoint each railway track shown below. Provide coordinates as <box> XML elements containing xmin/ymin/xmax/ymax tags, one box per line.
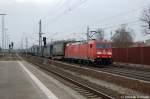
<box><xmin>97</xmin><ymin>66</ymin><xmax>150</xmax><ymax>82</ymax></box>
<box><xmin>65</xmin><ymin>61</ymin><xmax>150</xmax><ymax>83</ymax></box>
<box><xmin>44</xmin><ymin>58</ymin><xmax>150</xmax><ymax>95</ymax></box>
<box><xmin>41</xmin><ymin>65</ymin><xmax>114</xmax><ymax>99</ymax></box>
<box><xmin>23</xmin><ymin>56</ymin><xmax>120</xmax><ymax>99</ymax></box>
<box><xmin>54</xmin><ymin>59</ymin><xmax>150</xmax><ymax>83</ymax></box>
<box><xmin>22</xmin><ymin>55</ymin><xmax>150</xmax><ymax>95</ymax></box>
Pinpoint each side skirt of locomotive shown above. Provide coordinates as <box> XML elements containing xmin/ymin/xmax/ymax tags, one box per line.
<box><xmin>64</xmin><ymin>57</ymin><xmax>112</xmax><ymax>65</ymax></box>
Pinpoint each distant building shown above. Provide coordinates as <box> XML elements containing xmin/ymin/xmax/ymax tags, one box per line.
<box><xmin>146</xmin><ymin>39</ymin><xmax>150</xmax><ymax>46</ymax></box>
<box><xmin>132</xmin><ymin>42</ymin><xmax>146</xmax><ymax>47</ymax></box>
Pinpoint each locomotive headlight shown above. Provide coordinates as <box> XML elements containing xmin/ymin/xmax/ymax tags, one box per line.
<box><xmin>107</xmin><ymin>52</ymin><xmax>112</xmax><ymax>55</ymax></box>
<box><xmin>97</xmin><ymin>52</ymin><xmax>102</xmax><ymax>54</ymax></box>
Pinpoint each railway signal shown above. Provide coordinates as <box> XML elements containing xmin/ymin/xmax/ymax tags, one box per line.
<box><xmin>11</xmin><ymin>42</ymin><xmax>14</xmax><ymax>49</ymax></box>
<box><xmin>9</xmin><ymin>44</ymin><xmax>11</xmax><ymax>54</ymax></box>
<box><xmin>9</xmin><ymin>44</ymin><xmax>11</xmax><ymax>49</ymax></box>
<box><xmin>43</xmin><ymin>37</ymin><xmax>46</xmax><ymax>46</ymax></box>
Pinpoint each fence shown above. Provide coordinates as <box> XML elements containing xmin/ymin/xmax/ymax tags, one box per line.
<box><xmin>112</xmin><ymin>47</ymin><xmax>150</xmax><ymax>65</ymax></box>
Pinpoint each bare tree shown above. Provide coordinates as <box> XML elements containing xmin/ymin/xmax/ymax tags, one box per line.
<box><xmin>141</xmin><ymin>7</ymin><xmax>150</xmax><ymax>34</ymax></box>
<box><xmin>95</xmin><ymin>28</ymin><xmax>104</xmax><ymax>40</ymax></box>
<box><xmin>112</xmin><ymin>24</ymin><xmax>134</xmax><ymax>48</ymax></box>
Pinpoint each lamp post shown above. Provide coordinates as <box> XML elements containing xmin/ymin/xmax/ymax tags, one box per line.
<box><xmin>0</xmin><ymin>14</ymin><xmax>6</xmax><ymax>54</ymax></box>
<box><xmin>4</xmin><ymin>28</ymin><xmax>8</xmax><ymax>50</ymax></box>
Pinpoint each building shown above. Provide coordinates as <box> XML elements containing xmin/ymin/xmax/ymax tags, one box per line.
<box><xmin>132</xmin><ymin>42</ymin><xmax>146</xmax><ymax>47</ymax></box>
<box><xmin>146</xmin><ymin>39</ymin><xmax>150</xmax><ymax>46</ymax></box>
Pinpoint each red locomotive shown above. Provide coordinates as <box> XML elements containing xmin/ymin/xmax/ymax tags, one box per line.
<box><xmin>65</xmin><ymin>40</ymin><xmax>112</xmax><ymax>64</ymax></box>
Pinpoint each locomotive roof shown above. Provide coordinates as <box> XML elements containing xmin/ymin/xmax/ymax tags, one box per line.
<box><xmin>66</xmin><ymin>40</ymin><xmax>111</xmax><ymax>46</ymax></box>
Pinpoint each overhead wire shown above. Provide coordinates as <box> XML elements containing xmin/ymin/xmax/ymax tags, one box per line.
<box><xmin>27</xmin><ymin>0</ymin><xmax>89</xmax><ymax>46</ymax></box>
<box><xmin>44</xmin><ymin>0</ymin><xmax>89</xmax><ymax>40</ymax></box>
<box><xmin>41</xmin><ymin>0</ymin><xmax>69</xmax><ymax>20</ymax></box>
<box><xmin>90</xmin><ymin>5</ymin><xmax>146</xmax><ymax>25</ymax></box>
<box><xmin>103</xmin><ymin>19</ymin><xmax>141</xmax><ymax>30</ymax></box>
<box><xmin>92</xmin><ymin>3</ymin><xmax>149</xmax><ymax>30</ymax></box>
<box><xmin>44</xmin><ymin>0</ymin><xmax>88</xmax><ymax>28</ymax></box>
<box><xmin>63</xmin><ymin>4</ymin><xmax>148</xmax><ymax>34</ymax></box>
<box><xmin>37</xmin><ymin>0</ymin><xmax>88</xmax><ymax>37</ymax></box>
<box><xmin>38</xmin><ymin>1</ymin><xmax>149</xmax><ymax>42</ymax></box>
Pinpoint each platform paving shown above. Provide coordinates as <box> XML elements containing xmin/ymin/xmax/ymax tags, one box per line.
<box><xmin>0</xmin><ymin>55</ymin><xmax>85</xmax><ymax>99</ymax></box>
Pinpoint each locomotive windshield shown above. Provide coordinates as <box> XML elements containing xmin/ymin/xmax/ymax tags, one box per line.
<box><xmin>96</xmin><ymin>43</ymin><xmax>111</xmax><ymax>49</ymax></box>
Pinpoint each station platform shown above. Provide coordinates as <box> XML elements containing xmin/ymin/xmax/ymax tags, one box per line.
<box><xmin>0</xmin><ymin>60</ymin><xmax>85</xmax><ymax>99</ymax></box>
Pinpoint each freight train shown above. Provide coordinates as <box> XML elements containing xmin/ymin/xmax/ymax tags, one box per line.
<box><xmin>28</xmin><ymin>40</ymin><xmax>112</xmax><ymax>65</ymax></box>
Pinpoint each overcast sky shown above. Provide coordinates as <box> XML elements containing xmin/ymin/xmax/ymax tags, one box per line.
<box><xmin>0</xmin><ymin>0</ymin><xmax>150</xmax><ymax>48</ymax></box>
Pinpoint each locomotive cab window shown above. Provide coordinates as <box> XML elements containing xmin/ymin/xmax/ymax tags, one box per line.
<box><xmin>96</xmin><ymin>43</ymin><xmax>111</xmax><ymax>49</ymax></box>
